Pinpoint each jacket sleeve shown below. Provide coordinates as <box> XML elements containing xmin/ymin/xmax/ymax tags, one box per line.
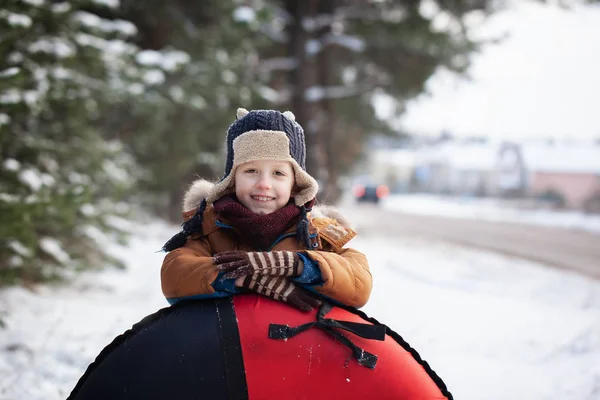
<box><xmin>161</xmin><ymin>237</ymin><xmax>235</xmax><ymax>303</ymax></box>
<box><xmin>302</xmin><ymin>246</ymin><xmax>372</xmax><ymax>309</ymax></box>
<box><xmin>299</xmin><ymin>217</ymin><xmax>372</xmax><ymax>309</ymax></box>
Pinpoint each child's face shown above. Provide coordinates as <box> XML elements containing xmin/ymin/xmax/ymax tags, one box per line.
<box><xmin>234</xmin><ymin>160</ymin><xmax>295</xmax><ymax>215</ymax></box>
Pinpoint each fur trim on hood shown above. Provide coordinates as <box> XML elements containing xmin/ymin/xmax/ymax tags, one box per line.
<box><xmin>309</xmin><ymin>205</ymin><xmax>352</xmax><ymax>229</ymax></box>
<box><xmin>182</xmin><ymin>179</ymin><xmax>214</xmax><ymax>213</ymax></box>
<box><xmin>181</xmin><ymin>179</ymin><xmax>351</xmax><ymax>228</ymax></box>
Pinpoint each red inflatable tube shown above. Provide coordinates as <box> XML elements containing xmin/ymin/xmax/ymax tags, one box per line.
<box><xmin>67</xmin><ymin>295</ymin><xmax>452</xmax><ymax>400</ymax></box>
<box><xmin>234</xmin><ymin>295</ymin><xmax>451</xmax><ymax>400</ymax></box>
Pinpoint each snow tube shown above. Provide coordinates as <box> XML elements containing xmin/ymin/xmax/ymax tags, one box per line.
<box><xmin>68</xmin><ymin>294</ymin><xmax>452</xmax><ymax>400</ymax></box>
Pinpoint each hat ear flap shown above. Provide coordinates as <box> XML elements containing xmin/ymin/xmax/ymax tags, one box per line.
<box><xmin>236</xmin><ymin>108</ymin><xmax>249</xmax><ymax>119</ymax></box>
<box><xmin>282</xmin><ymin>110</ymin><xmax>296</xmax><ymax>121</ymax></box>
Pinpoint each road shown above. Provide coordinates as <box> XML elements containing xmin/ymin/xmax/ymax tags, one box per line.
<box><xmin>345</xmin><ymin>204</ymin><xmax>600</xmax><ymax>279</ymax></box>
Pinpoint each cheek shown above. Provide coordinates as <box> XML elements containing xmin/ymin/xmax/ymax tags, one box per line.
<box><xmin>235</xmin><ymin>180</ymin><xmax>248</xmax><ymax>194</ymax></box>
<box><xmin>234</xmin><ymin>176</ymin><xmax>249</xmax><ymax>195</ymax></box>
<box><xmin>280</xmin><ymin>180</ymin><xmax>295</xmax><ymax>198</ymax></box>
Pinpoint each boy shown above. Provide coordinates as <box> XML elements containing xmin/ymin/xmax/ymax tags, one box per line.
<box><xmin>161</xmin><ymin>108</ymin><xmax>371</xmax><ymax>311</ymax></box>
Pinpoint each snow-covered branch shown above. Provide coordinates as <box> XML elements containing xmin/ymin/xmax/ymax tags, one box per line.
<box><xmin>304</xmin><ymin>82</ymin><xmax>379</xmax><ymax>102</ymax></box>
<box><xmin>258</xmin><ymin>57</ymin><xmax>298</xmax><ymax>73</ymax></box>
<box><xmin>306</xmin><ymin>33</ymin><xmax>365</xmax><ymax>56</ymax></box>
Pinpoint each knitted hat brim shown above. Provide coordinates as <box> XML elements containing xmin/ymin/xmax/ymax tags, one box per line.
<box><xmin>206</xmin><ymin>130</ymin><xmax>319</xmax><ymax>207</ymax></box>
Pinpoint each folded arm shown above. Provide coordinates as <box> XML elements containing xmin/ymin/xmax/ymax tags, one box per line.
<box><xmin>301</xmin><ymin>247</ymin><xmax>372</xmax><ymax>309</ymax></box>
<box><xmin>161</xmin><ymin>238</ymin><xmax>238</xmax><ymax>304</ymax></box>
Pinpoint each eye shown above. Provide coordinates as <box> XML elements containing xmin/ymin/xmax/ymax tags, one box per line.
<box><xmin>244</xmin><ymin>168</ymin><xmax>257</xmax><ymax>174</ymax></box>
<box><xmin>274</xmin><ymin>170</ymin><xmax>286</xmax><ymax>176</ymax></box>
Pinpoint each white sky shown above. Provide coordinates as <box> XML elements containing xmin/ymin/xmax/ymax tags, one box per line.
<box><xmin>388</xmin><ymin>1</ymin><xmax>600</xmax><ymax>140</ymax></box>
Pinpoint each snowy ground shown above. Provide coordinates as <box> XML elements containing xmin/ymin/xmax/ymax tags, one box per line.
<box><xmin>381</xmin><ymin>193</ymin><xmax>600</xmax><ymax>234</ymax></box>
<box><xmin>0</xmin><ymin>220</ymin><xmax>168</xmax><ymax>400</ymax></box>
<box><xmin>1</xmin><ymin>215</ymin><xmax>600</xmax><ymax>400</ymax></box>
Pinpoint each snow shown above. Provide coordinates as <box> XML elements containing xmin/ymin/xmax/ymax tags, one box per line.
<box><xmin>3</xmin><ymin>158</ymin><xmax>20</xmax><ymax>172</ymax></box>
<box><xmin>302</xmin><ymin>15</ymin><xmax>334</xmax><ymax>32</ymax></box>
<box><xmin>51</xmin><ymin>2</ymin><xmax>71</xmax><ymax>13</ymax></box>
<box><xmin>233</xmin><ymin>6</ymin><xmax>256</xmax><ymax>23</ymax></box>
<box><xmin>74</xmin><ymin>34</ymin><xmax>134</xmax><ymax>56</ymax></box>
<box><xmin>90</xmin><ymin>0</ymin><xmax>119</xmax><ymax>8</ymax></box>
<box><xmin>258</xmin><ymin>85</ymin><xmax>280</xmax><ymax>103</ymax></box>
<box><xmin>190</xmin><ymin>95</ymin><xmax>207</xmax><ymax>110</ymax></box>
<box><xmin>259</xmin><ymin>57</ymin><xmax>297</xmax><ymax>73</ymax></box>
<box><xmin>127</xmin><ymin>82</ymin><xmax>144</xmax><ymax>96</ymax></box>
<box><xmin>382</xmin><ymin>194</ymin><xmax>600</xmax><ymax>234</ymax></box>
<box><xmin>142</xmin><ymin>69</ymin><xmax>165</xmax><ymax>85</ymax></box>
<box><xmin>136</xmin><ymin>50</ymin><xmax>190</xmax><ymax>72</ymax></box>
<box><xmin>325</xmin><ymin>34</ymin><xmax>365</xmax><ymax>52</ymax></box>
<box><xmin>305</xmin><ymin>39</ymin><xmax>320</xmax><ymax>55</ymax></box>
<box><xmin>168</xmin><ymin>86</ymin><xmax>185</xmax><ymax>102</ymax></box>
<box><xmin>0</xmin><ymin>89</ymin><xmax>22</xmax><ymax>104</ymax></box>
<box><xmin>79</xmin><ymin>204</ymin><xmax>96</xmax><ymax>217</ymax></box>
<box><xmin>1</xmin><ymin>11</ymin><xmax>32</xmax><ymax>28</ymax></box>
<box><xmin>356</xmin><ymin>233</ymin><xmax>600</xmax><ymax>400</ymax></box>
<box><xmin>0</xmin><ymin>193</ymin><xmax>19</xmax><ymax>203</ymax></box>
<box><xmin>7</xmin><ymin>240</ymin><xmax>32</xmax><ymax>257</ymax></box>
<box><xmin>342</xmin><ymin>67</ymin><xmax>357</xmax><ymax>84</ymax></box>
<box><xmin>522</xmin><ymin>145</ymin><xmax>600</xmax><ymax>174</ymax></box>
<box><xmin>51</xmin><ymin>67</ymin><xmax>71</xmax><ymax>80</ymax></box>
<box><xmin>39</xmin><ymin>238</ymin><xmax>71</xmax><ymax>265</ymax></box>
<box><xmin>0</xmin><ymin>220</ymin><xmax>168</xmax><ymax>399</ymax></box>
<box><xmin>102</xmin><ymin>159</ymin><xmax>130</xmax><ymax>184</ymax></box>
<box><xmin>73</xmin><ymin>12</ymin><xmax>137</xmax><ymax>36</ymax></box>
<box><xmin>28</xmin><ymin>38</ymin><xmax>75</xmax><ymax>58</ymax></box>
<box><xmin>221</xmin><ymin>69</ymin><xmax>237</xmax><ymax>85</ymax></box>
<box><xmin>135</xmin><ymin>50</ymin><xmax>162</xmax><ymax>65</ymax></box>
<box><xmin>21</xmin><ymin>0</ymin><xmax>44</xmax><ymax>6</ymax></box>
<box><xmin>306</xmin><ymin>34</ymin><xmax>365</xmax><ymax>55</ymax></box>
<box><xmin>0</xmin><ymin>114</ymin><xmax>10</xmax><ymax>125</ymax></box>
<box><xmin>8</xmin><ymin>255</ymin><xmax>24</xmax><ymax>268</ymax></box>
<box><xmin>18</xmin><ymin>168</ymin><xmax>44</xmax><ymax>191</ymax></box>
<box><xmin>40</xmin><ymin>173</ymin><xmax>55</xmax><ymax>186</ymax></box>
<box><xmin>305</xmin><ymin>84</ymin><xmax>366</xmax><ymax>102</ymax></box>
<box><xmin>22</xmin><ymin>90</ymin><xmax>39</xmax><ymax>105</ymax></box>
<box><xmin>68</xmin><ymin>171</ymin><xmax>91</xmax><ymax>185</ymax></box>
<box><xmin>419</xmin><ymin>0</ymin><xmax>440</xmax><ymax>20</ymax></box>
<box><xmin>1</xmin><ymin>212</ymin><xmax>599</xmax><ymax>399</ymax></box>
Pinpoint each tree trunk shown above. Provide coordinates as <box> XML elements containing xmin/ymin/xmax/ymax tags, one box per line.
<box><xmin>316</xmin><ymin>0</ymin><xmax>341</xmax><ymax>203</ymax></box>
<box><xmin>286</xmin><ymin>0</ymin><xmax>321</xmax><ymax>181</ymax></box>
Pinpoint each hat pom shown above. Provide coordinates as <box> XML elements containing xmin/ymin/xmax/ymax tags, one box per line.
<box><xmin>236</xmin><ymin>108</ymin><xmax>249</xmax><ymax>119</ymax></box>
<box><xmin>282</xmin><ymin>110</ymin><xmax>295</xmax><ymax>121</ymax></box>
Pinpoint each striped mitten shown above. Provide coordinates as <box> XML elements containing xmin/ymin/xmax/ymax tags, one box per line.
<box><xmin>240</xmin><ymin>274</ymin><xmax>321</xmax><ymax>312</ymax></box>
<box><xmin>214</xmin><ymin>250</ymin><xmax>301</xmax><ymax>279</ymax></box>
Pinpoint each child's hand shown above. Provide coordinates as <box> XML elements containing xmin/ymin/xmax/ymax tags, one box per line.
<box><xmin>239</xmin><ymin>274</ymin><xmax>321</xmax><ymax>312</ymax></box>
<box><xmin>213</xmin><ymin>251</ymin><xmax>302</xmax><ymax>279</ymax></box>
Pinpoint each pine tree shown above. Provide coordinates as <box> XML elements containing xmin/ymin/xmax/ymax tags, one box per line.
<box><xmin>101</xmin><ymin>0</ymin><xmax>278</xmax><ymax>220</ymax></box>
<box><xmin>0</xmin><ymin>0</ymin><xmax>140</xmax><ymax>284</ymax></box>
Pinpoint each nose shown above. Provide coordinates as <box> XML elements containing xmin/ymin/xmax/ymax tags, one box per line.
<box><xmin>256</xmin><ymin>173</ymin><xmax>272</xmax><ymax>189</ymax></box>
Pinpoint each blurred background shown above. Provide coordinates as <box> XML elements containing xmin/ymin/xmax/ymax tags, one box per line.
<box><xmin>2</xmin><ymin>0</ymin><xmax>600</xmax><ymax>283</ymax></box>
<box><xmin>1</xmin><ymin>0</ymin><xmax>600</xmax><ymax>399</ymax></box>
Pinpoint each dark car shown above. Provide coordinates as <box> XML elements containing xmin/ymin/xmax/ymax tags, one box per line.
<box><xmin>352</xmin><ymin>183</ymin><xmax>389</xmax><ymax>204</ymax></box>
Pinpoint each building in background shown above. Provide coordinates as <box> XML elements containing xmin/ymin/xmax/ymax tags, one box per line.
<box><xmin>364</xmin><ymin>136</ymin><xmax>600</xmax><ymax>213</ymax></box>
<box><xmin>522</xmin><ymin>144</ymin><xmax>600</xmax><ymax>211</ymax></box>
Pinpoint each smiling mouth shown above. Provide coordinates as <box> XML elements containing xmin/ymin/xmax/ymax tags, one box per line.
<box><xmin>251</xmin><ymin>195</ymin><xmax>275</xmax><ymax>202</ymax></box>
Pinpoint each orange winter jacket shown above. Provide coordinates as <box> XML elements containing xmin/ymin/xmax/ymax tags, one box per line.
<box><xmin>161</xmin><ymin>205</ymin><xmax>372</xmax><ymax>308</ymax></box>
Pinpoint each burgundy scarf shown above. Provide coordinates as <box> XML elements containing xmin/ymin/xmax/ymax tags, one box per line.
<box><xmin>213</xmin><ymin>195</ymin><xmax>301</xmax><ymax>250</ymax></box>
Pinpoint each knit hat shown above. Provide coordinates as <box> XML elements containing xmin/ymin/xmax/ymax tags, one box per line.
<box><xmin>206</xmin><ymin>108</ymin><xmax>318</xmax><ymax>207</ymax></box>
<box><xmin>162</xmin><ymin>108</ymin><xmax>319</xmax><ymax>252</ymax></box>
